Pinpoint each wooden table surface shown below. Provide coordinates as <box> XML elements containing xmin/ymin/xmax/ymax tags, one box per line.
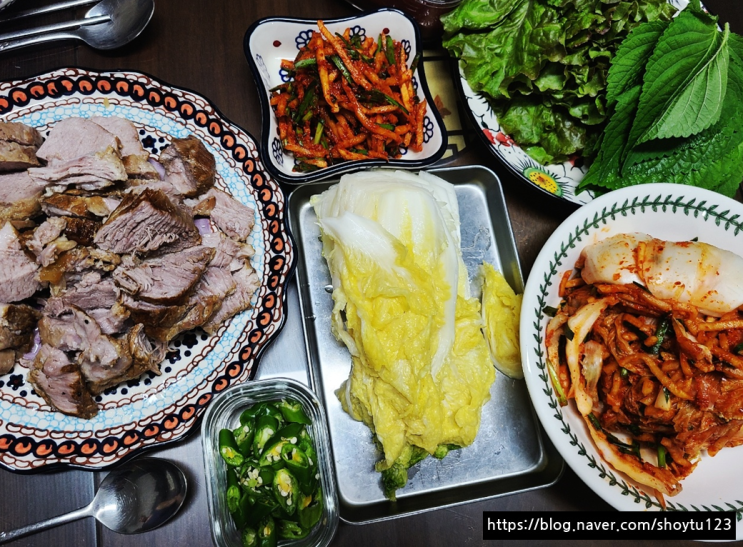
<box><xmin>0</xmin><ymin>1</ymin><xmax>740</xmax><ymax>546</ymax></box>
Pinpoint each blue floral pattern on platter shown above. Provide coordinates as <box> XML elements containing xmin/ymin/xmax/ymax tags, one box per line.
<box><xmin>0</xmin><ymin>68</ymin><xmax>294</xmax><ymax>471</ymax></box>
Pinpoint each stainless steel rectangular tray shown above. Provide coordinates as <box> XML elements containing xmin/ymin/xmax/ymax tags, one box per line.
<box><xmin>287</xmin><ymin>165</ymin><xmax>563</xmax><ymax>524</ymax></box>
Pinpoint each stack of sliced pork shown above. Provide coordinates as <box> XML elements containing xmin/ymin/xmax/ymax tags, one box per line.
<box><xmin>0</xmin><ymin>117</ymin><xmax>260</xmax><ymax>418</ymax></box>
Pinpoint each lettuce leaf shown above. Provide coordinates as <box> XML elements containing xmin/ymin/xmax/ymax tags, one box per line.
<box><xmin>441</xmin><ymin>0</ymin><xmax>676</xmax><ymax>164</ymax></box>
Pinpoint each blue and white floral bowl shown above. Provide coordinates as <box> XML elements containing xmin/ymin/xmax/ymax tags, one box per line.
<box><xmin>244</xmin><ymin>9</ymin><xmax>448</xmax><ymax>185</ymax></box>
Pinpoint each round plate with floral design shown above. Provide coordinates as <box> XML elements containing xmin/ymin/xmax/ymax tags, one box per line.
<box><xmin>455</xmin><ymin>0</ymin><xmax>688</xmax><ymax>206</ymax></box>
<box><xmin>521</xmin><ymin>183</ymin><xmax>743</xmax><ymax>538</ymax></box>
<box><xmin>0</xmin><ymin>68</ymin><xmax>295</xmax><ymax>472</ymax></box>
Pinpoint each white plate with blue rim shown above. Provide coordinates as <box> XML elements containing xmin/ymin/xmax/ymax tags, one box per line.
<box><xmin>521</xmin><ymin>182</ymin><xmax>743</xmax><ymax>539</ymax></box>
<box><xmin>244</xmin><ymin>8</ymin><xmax>448</xmax><ymax>185</ymax></box>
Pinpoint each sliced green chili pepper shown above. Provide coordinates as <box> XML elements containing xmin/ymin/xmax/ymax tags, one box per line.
<box><xmin>376</xmin><ymin>122</ymin><xmax>395</xmax><ymax>131</ymax></box>
<box><xmin>298</xmin><ymin>487</ymin><xmax>323</xmax><ymax>529</ymax></box>
<box><xmin>226</xmin><ymin>470</ymin><xmax>242</xmax><ymax>513</ymax></box>
<box><xmin>278</xmin><ymin>520</ymin><xmax>309</xmax><ymax>539</ymax></box>
<box><xmin>620</xmin><ymin>367</ymin><xmax>629</xmax><ymax>378</ymax></box>
<box><xmin>294</xmin><ymin>58</ymin><xmax>318</xmax><ymax>70</ymax></box>
<box><xmin>234</xmin><ymin>420</ymin><xmax>255</xmax><ymax>456</ymax></box>
<box><xmin>219</xmin><ymin>428</ymin><xmax>244</xmax><ymax>467</ymax></box>
<box><xmin>232</xmin><ymin>491</ymin><xmax>253</xmax><ymax>530</ymax></box>
<box><xmin>375</xmin><ymin>33</ymin><xmax>383</xmax><ymax>56</ymax></box>
<box><xmin>252</xmin><ymin>415</ymin><xmax>279</xmax><ymax>457</ymax></box>
<box><xmin>328</xmin><ymin>55</ymin><xmax>352</xmax><ymax>83</ymax></box>
<box><xmin>273</xmin><ymin>468</ymin><xmax>299</xmax><ymax>516</ymax></box>
<box><xmin>280</xmin><ymin>443</ymin><xmax>311</xmax><ymax>484</ymax></box>
<box><xmin>239</xmin><ymin>461</ymin><xmax>273</xmax><ymax>492</ymax></box>
<box><xmin>385</xmin><ymin>35</ymin><xmax>395</xmax><ymax>66</ymax></box>
<box><xmin>259</xmin><ymin>437</ymin><xmax>290</xmax><ymax>467</ymax></box>
<box><xmin>734</xmin><ymin>342</ymin><xmax>743</xmax><ymax>354</ymax></box>
<box><xmin>277</xmin><ymin>399</ymin><xmax>312</xmax><ymax>425</ymax></box>
<box><xmin>241</xmin><ymin>527</ymin><xmax>259</xmax><ymax>547</ymax></box>
<box><xmin>246</xmin><ymin>496</ymin><xmax>279</xmax><ymax>529</ymax></box>
<box><xmin>257</xmin><ymin>515</ymin><xmax>277</xmax><ymax>547</ymax></box>
<box><xmin>564</xmin><ymin>324</ymin><xmax>575</xmax><ymax>341</ymax></box>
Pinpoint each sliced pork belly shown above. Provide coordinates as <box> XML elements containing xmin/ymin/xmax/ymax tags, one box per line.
<box><xmin>113</xmin><ymin>246</ymin><xmax>214</xmax><ymax>305</ymax></box>
<box><xmin>0</xmin><ymin>171</ymin><xmax>48</xmax><ymax>223</ymax></box>
<box><xmin>202</xmin><ymin>231</ymin><xmax>255</xmax><ymax>271</ymax></box>
<box><xmin>62</xmin><ymin>216</ymin><xmax>100</xmax><ymax>246</ymax></box>
<box><xmin>203</xmin><ymin>265</ymin><xmax>260</xmax><ymax>334</ymax></box>
<box><xmin>28</xmin><ymin>217</ymin><xmax>66</xmax><ymax>255</ymax></box>
<box><xmin>29</xmin><ymin>344</ymin><xmax>98</xmax><ymax>418</ymax></box>
<box><xmin>36</xmin><ymin>117</ymin><xmax>120</xmax><ymax>164</ymax></box>
<box><xmin>39</xmin><ymin>246</ymin><xmax>120</xmax><ymax>295</ymax></box>
<box><xmin>29</xmin><ymin>146</ymin><xmax>127</xmax><ymax>191</ymax></box>
<box><xmin>197</xmin><ymin>188</ymin><xmax>255</xmax><ymax>242</ymax></box>
<box><xmin>0</xmin><ymin>222</ymin><xmax>40</xmax><ymax>302</ymax></box>
<box><xmin>0</xmin><ymin>121</ymin><xmax>43</xmax><ymax>171</ymax></box>
<box><xmin>0</xmin><ymin>304</ymin><xmax>41</xmax><ymax>374</ymax></box>
<box><xmin>39</xmin><ymin>302</ymin><xmax>133</xmax><ymax>394</ymax></box>
<box><xmin>41</xmin><ymin>192</ymin><xmax>120</xmax><ymax>219</ymax></box>
<box><xmin>94</xmin><ymin>188</ymin><xmax>200</xmax><ymax>255</ymax></box>
<box><xmin>160</xmin><ymin>135</ymin><xmax>216</xmax><ymax>197</ymax></box>
<box><xmin>90</xmin><ymin>116</ymin><xmax>159</xmax><ymax>179</ymax></box>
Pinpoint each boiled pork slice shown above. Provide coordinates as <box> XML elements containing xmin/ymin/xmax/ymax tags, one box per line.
<box><xmin>197</xmin><ymin>188</ymin><xmax>255</xmax><ymax>242</ymax></box>
<box><xmin>203</xmin><ymin>264</ymin><xmax>260</xmax><ymax>335</ymax></box>
<box><xmin>36</xmin><ymin>117</ymin><xmax>120</xmax><ymax>164</ymax></box>
<box><xmin>0</xmin><ymin>171</ymin><xmax>48</xmax><ymax>223</ymax></box>
<box><xmin>62</xmin><ymin>216</ymin><xmax>101</xmax><ymax>246</ymax></box>
<box><xmin>29</xmin><ymin>344</ymin><xmax>98</xmax><ymax>418</ymax></box>
<box><xmin>160</xmin><ymin>135</ymin><xmax>216</xmax><ymax>197</ymax></box>
<box><xmin>202</xmin><ymin>231</ymin><xmax>255</xmax><ymax>271</ymax></box>
<box><xmin>39</xmin><ymin>246</ymin><xmax>120</xmax><ymax>295</ymax></box>
<box><xmin>90</xmin><ymin>116</ymin><xmax>159</xmax><ymax>179</ymax></box>
<box><xmin>28</xmin><ymin>145</ymin><xmax>127</xmax><ymax>191</ymax></box>
<box><xmin>94</xmin><ymin>188</ymin><xmax>200</xmax><ymax>255</ymax></box>
<box><xmin>27</xmin><ymin>217</ymin><xmax>67</xmax><ymax>255</ymax></box>
<box><xmin>41</xmin><ymin>192</ymin><xmax>120</xmax><ymax>219</ymax></box>
<box><xmin>128</xmin><ymin>323</ymin><xmax>167</xmax><ymax>375</ymax></box>
<box><xmin>39</xmin><ymin>302</ymin><xmax>133</xmax><ymax>395</ymax></box>
<box><xmin>0</xmin><ymin>121</ymin><xmax>43</xmax><ymax>171</ymax></box>
<box><xmin>0</xmin><ymin>222</ymin><xmax>40</xmax><ymax>302</ymax></box>
<box><xmin>0</xmin><ymin>303</ymin><xmax>41</xmax><ymax>374</ymax></box>
<box><xmin>113</xmin><ymin>245</ymin><xmax>215</xmax><ymax>305</ymax></box>
<box><xmin>49</xmin><ymin>273</ymin><xmax>129</xmax><ymax>335</ymax></box>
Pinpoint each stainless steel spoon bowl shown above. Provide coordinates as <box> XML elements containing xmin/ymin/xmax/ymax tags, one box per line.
<box><xmin>0</xmin><ymin>0</ymin><xmax>155</xmax><ymax>53</ymax></box>
<box><xmin>0</xmin><ymin>457</ymin><xmax>187</xmax><ymax>544</ymax></box>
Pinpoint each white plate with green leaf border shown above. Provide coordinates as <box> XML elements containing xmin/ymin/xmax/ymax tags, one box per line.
<box><xmin>521</xmin><ymin>183</ymin><xmax>743</xmax><ymax>538</ymax></box>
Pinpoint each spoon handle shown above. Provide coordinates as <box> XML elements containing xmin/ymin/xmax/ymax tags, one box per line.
<box><xmin>0</xmin><ymin>504</ymin><xmax>92</xmax><ymax>544</ymax></box>
<box><xmin>0</xmin><ymin>0</ymin><xmax>100</xmax><ymax>24</ymax></box>
<box><xmin>0</xmin><ymin>14</ymin><xmax>108</xmax><ymax>41</ymax></box>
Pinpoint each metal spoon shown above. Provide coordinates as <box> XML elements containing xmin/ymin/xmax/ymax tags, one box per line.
<box><xmin>0</xmin><ymin>0</ymin><xmax>155</xmax><ymax>53</ymax></box>
<box><xmin>0</xmin><ymin>457</ymin><xmax>187</xmax><ymax>544</ymax></box>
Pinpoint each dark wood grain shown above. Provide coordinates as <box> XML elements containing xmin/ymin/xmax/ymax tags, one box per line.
<box><xmin>0</xmin><ymin>1</ymin><xmax>740</xmax><ymax>546</ymax></box>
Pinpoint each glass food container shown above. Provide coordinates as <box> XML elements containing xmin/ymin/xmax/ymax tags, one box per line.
<box><xmin>202</xmin><ymin>378</ymin><xmax>339</xmax><ymax>547</ymax></box>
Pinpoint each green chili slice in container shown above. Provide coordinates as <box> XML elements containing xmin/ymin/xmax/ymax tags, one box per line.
<box><xmin>219</xmin><ymin>428</ymin><xmax>244</xmax><ymax>467</ymax></box>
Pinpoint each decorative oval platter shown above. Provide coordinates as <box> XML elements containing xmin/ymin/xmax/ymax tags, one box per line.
<box><xmin>0</xmin><ymin>68</ymin><xmax>295</xmax><ymax>471</ymax></box>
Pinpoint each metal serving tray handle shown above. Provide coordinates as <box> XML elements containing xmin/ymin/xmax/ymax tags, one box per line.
<box><xmin>287</xmin><ymin>165</ymin><xmax>564</xmax><ymax>524</ymax></box>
